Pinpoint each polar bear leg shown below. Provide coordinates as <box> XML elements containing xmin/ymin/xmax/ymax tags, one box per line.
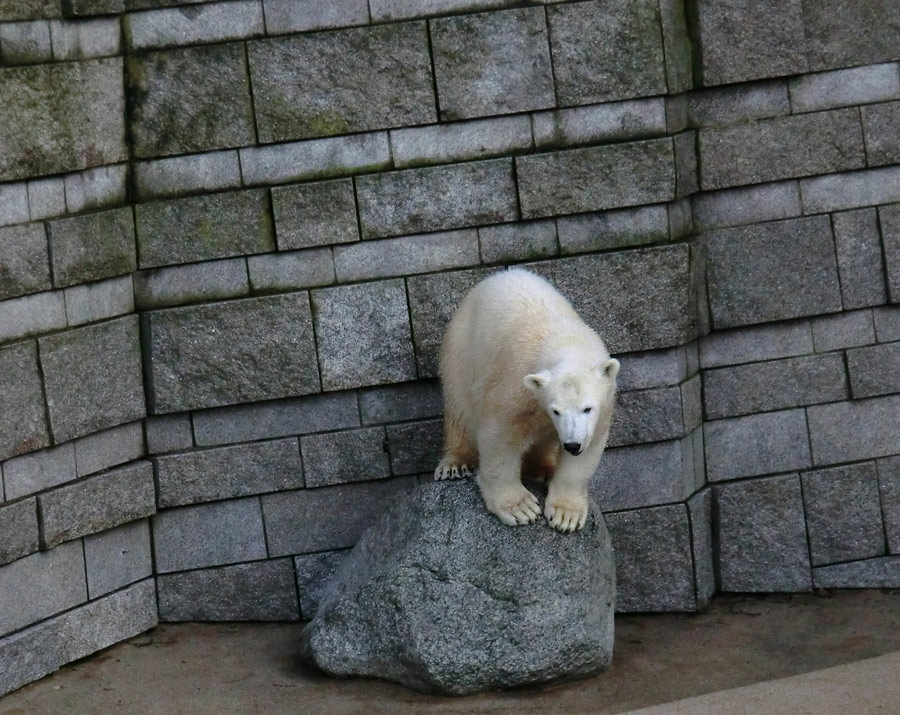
<box><xmin>434</xmin><ymin>407</ymin><xmax>477</xmax><ymax>481</ymax></box>
<box><xmin>475</xmin><ymin>428</ymin><xmax>541</xmax><ymax>526</ymax></box>
<box><xmin>545</xmin><ymin>443</ymin><xmax>604</xmax><ymax>532</ymax></box>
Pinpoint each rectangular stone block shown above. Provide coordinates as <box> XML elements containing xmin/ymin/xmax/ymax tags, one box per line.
<box><xmin>0</xmin><ymin>20</ymin><xmax>53</xmax><ymax>64</ymax></box>
<box><xmin>0</xmin><ymin>290</ymin><xmax>66</xmax><ymax>345</ymax></box>
<box><xmin>478</xmin><ymin>221</ymin><xmax>557</xmax><ymax>264</ymax></box>
<box><xmin>877</xmin><ymin>456</ymin><xmax>900</xmax><ymax>554</ymax></box>
<box><xmin>703</xmin><ymin>353</ymin><xmax>847</xmax><ymax>419</ymax></box>
<box><xmin>832</xmin><ymin>208</ymin><xmax>888</xmax><ymax>309</ymax></box>
<box><xmin>0</xmin><ymin>182</ymin><xmax>29</xmax><ymax>227</ymax></box>
<box><xmin>808</xmin><ymin>394</ymin><xmax>900</xmax><ymax>465</ymax></box>
<box><xmin>688</xmin><ymin>489</ymin><xmax>715</xmax><ymax>607</ymax></box>
<box><xmin>0</xmin><ymin>579</ymin><xmax>157</xmax><ymax>699</ymax></box>
<box><xmin>692</xmin><ymin>181</ymin><xmax>802</xmax><ymax>232</ymax></box>
<box><xmin>64</xmin><ymin>0</ymin><xmax>123</xmax><ymax>14</ymax></box>
<box><xmin>133</xmin><ymin>258</ymin><xmax>249</xmax><ymax>310</ymax></box>
<box><xmin>135</xmin><ymin>189</ymin><xmax>273</xmax><ymax>269</ymax></box>
<box><xmin>144</xmin><ymin>292</ymin><xmax>318</xmax><ymax>413</ymax></box>
<box><xmin>368</xmin><ymin>0</ymin><xmax>515</xmax><ymax>21</ymax></box>
<box><xmin>431</xmin><ymin>7</ymin><xmax>554</xmax><ymax>120</ymax></box>
<box><xmin>688</xmin><ymin>79</ymin><xmax>791</xmax><ymax>126</ymax></box>
<box><xmin>608</xmin><ymin>386</ymin><xmax>684</xmax><ymax>447</ymax></box>
<box><xmin>63</xmin><ymin>164</ymin><xmax>127</xmax><ymax>214</ymax></box>
<box><xmin>880</xmin><ymin>204</ymin><xmax>900</xmax><ymax>302</ymax></box>
<box><xmin>248</xmin><ymin>22</ymin><xmax>434</xmax><ymax>143</ymax></box>
<box><xmin>144</xmin><ymin>414</ymin><xmax>192</xmax><ymax>455</ymax></box>
<box><xmin>0</xmin><ymin>0</ymin><xmax>60</xmax><ymax>21</ymax></box>
<box><xmin>847</xmin><ymin>342</ymin><xmax>900</xmax><ymax>399</ymax></box>
<box><xmin>386</xmin><ymin>419</ymin><xmax>443</xmax><ymax>476</ymax></box>
<box><xmin>134</xmin><ymin>150</ymin><xmax>242</xmax><ymax>201</ymax></box>
<box><xmin>705</xmin><ymin>409</ymin><xmax>811</xmax><ymax>481</ymax></box>
<box><xmin>39</xmin><ymin>316</ymin><xmax>145</xmax><ymax>443</ymax></box>
<box><xmin>239</xmin><ymin>133</ymin><xmax>391</xmax><ymax>186</ymax></box>
<box><xmin>64</xmin><ymin>275</ymin><xmax>135</xmax><ymax>327</ymax></box>
<box><xmin>263</xmin><ymin>0</ymin><xmax>368</xmax><ymax>33</ymax></box>
<box><xmin>606</xmin><ymin>504</ymin><xmax>696</xmax><ymax>612</ymax></box>
<box><xmin>699</xmin><ymin>320</ymin><xmax>813</xmax><ymax>368</ymax></box>
<box><xmin>699</xmin><ymin>109</ymin><xmax>865</xmax><ymax>190</ymax></box>
<box><xmin>47</xmin><ymin>207</ymin><xmax>136</xmax><ymax>288</ymax></box>
<box><xmin>3</xmin><ymin>444</ymin><xmax>76</xmax><ymax>501</ymax></box>
<box><xmin>27</xmin><ymin>176</ymin><xmax>66</xmax><ymax>220</ymax></box>
<box><xmin>391</xmin><ymin>116</ymin><xmax>532</xmax><ymax>169</ymax></box>
<box><xmin>862</xmin><ymin>100</ymin><xmax>900</xmax><ymax>167</ymax></box>
<box><xmin>811</xmin><ymin>310</ymin><xmax>876</xmax><ymax>352</ymax></box>
<box><xmin>874</xmin><ymin>306</ymin><xmax>900</xmax><ymax>342</ymax></box>
<box><xmin>800</xmin><ymin>166</ymin><xmax>900</xmax><ymax>214</ymax></box>
<box><xmin>517</xmin><ymin>138</ymin><xmax>675</xmax><ymax>219</ymax></box>
<box><xmin>294</xmin><ymin>549</ymin><xmax>348</xmax><ymax>619</ymax></box>
<box><xmin>715</xmin><ymin>474</ymin><xmax>812</xmax><ymax>592</ymax></box>
<box><xmin>0</xmin><ymin>540</ymin><xmax>86</xmax><ymax>638</ymax></box>
<box><xmin>556</xmin><ymin>204</ymin><xmax>668</xmax><ymax>255</ymax></box>
<box><xmin>124</xmin><ymin>0</ymin><xmax>264</xmax><ymax>50</ymax></box>
<box><xmin>803</xmin><ymin>0</ymin><xmax>900</xmax><ymax>72</ymax></box>
<box><xmin>153</xmin><ymin>497</ymin><xmax>267</xmax><ymax>573</ymax></box>
<box><xmin>0</xmin><ymin>223</ymin><xmax>51</xmax><ymax>300</ymax></box>
<box><xmin>248</xmin><ymin>249</ymin><xmax>335</xmax><ymax>293</ymax></box>
<box><xmin>813</xmin><ymin>557</ymin><xmax>900</xmax><ymax>589</ymax></box>
<box><xmin>334</xmin><ymin>229</ymin><xmax>480</xmax><ymax>283</ymax></box>
<box><xmin>49</xmin><ymin>17</ymin><xmax>119</xmax><ymax>60</ymax></box>
<box><xmin>272</xmin><ymin>179</ymin><xmax>358</xmax><ymax>250</ymax></box>
<box><xmin>532</xmin><ymin>98</ymin><xmax>666</xmax><ymax>150</ymax></box>
<box><xmin>789</xmin><ymin>63</ymin><xmax>900</xmax><ymax>113</ymax></box>
<box><xmin>301</xmin><ymin>427</ymin><xmax>389</xmax><ymax>488</ymax></box>
<box><xmin>311</xmin><ymin>280</ymin><xmax>416</xmax><ymax>391</ymax></box>
<box><xmin>38</xmin><ymin>461</ymin><xmax>155</xmax><ymax>549</ymax></box>
<box><xmin>0</xmin><ymin>58</ymin><xmax>125</xmax><ymax>182</ymax></box>
<box><xmin>262</xmin><ymin>477</ymin><xmax>416</xmax><ymax>556</ymax></box>
<box><xmin>0</xmin><ymin>498</ymin><xmax>39</xmax><ymax>567</ymax></box>
<box><xmin>547</xmin><ymin>0</ymin><xmax>666</xmax><ymax>105</ymax></box>
<box><xmin>155</xmin><ymin>438</ymin><xmax>302</xmax><ymax>508</ymax></box>
<box><xmin>659</xmin><ymin>0</ymin><xmax>691</xmax><ymax>93</ymax></box>
<box><xmin>74</xmin><ymin>421</ymin><xmax>144</xmax><ymax>478</ymax></box>
<box><xmin>158</xmin><ymin>559</ymin><xmax>299</xmax><ymax>622</ymax></box>
<box><xmin>356</xmin><ymin>159</ymin><xmax>516</xmax><ymax>240</ymax></box>
<box><xmin>359</xmin><ymin>380</ymin><xmax>442</xmax><ymax>425</ymax></box>
<box><xmin>706</xmin><ymin>216</ymin><xmax>841</xmax><ymax>328</ymax></box>
<box><xmin>614</xmin><ymin>347</ymin><xmax>688</xmax><ymax>392</ymax></box>
<box><xmin>192</xmin><ymin>392</ymin><xmax>359</xmax><ymax>447</ymax></box>
<box><xmin>83</xmin><ymin>519</ymin><xmax>152</xmax><ymax>598</ymax></box>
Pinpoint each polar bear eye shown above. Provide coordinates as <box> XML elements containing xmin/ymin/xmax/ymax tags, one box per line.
<box><xmin>552</xmin><ymin>409</ymin><xmax>560</xmax><ymax>416</ymax></box>
<box><xmin>583</xmin><ymin>407</ymin><xmax>592</xmax><ymax>414</ymax></box>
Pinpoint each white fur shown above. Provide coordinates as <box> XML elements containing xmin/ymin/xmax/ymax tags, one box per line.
<box><xmin>435</xmin><ymin>268</ymin><xmax>619</xmax><ymax>532</ymax></box>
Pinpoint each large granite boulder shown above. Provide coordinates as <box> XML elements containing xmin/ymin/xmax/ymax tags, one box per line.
<box><xmin>300</xmin><ymin>479</ymin><xmax>616</xmax><ymax>695</ymax></box>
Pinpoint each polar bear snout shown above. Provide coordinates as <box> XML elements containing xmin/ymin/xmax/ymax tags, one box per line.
<box><xmin>563</xmin><ymin>442</ymin><xmax>583</xmax><ymax>456</ymax></box>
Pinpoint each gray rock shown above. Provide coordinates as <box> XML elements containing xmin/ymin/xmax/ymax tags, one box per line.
<box><xmin>877</xmin><ymin>456</ymin><xmax>900</xmax><ymax>554</ymax></box>
<box><xmin>248</xmin><ymin>23</ymin><xmax>434</xmax><ymax>143</ymax></box>
<box><xmin>272</xmin><ymin>179</ymin><xmax>358</xmax><ymax>250</ymax></box>
<box><xmin>300</xmin><ymin>479</ymin><xmax>615</xmax><ymax>695</ymax></box>
<box><xmin>0</xmin><ymin>223</ymin><xmax>50</xmax><ymax>300</ymax></box>
<box><xmin>386</xmin><ymin>419</ymin><xmax>443</xmax><ymax>476</ymax></box>
<box><xmin>301</xmin><ymin>427</ymin><xmax>389</xmax><ymax>488</ymax></box>
<box><xmin>803</xmin><ymin>0</ymin><xmax>900</xmax><ymax>72</ymax></box>
<box><xmin>83</xmin><ymin>519</ymin><xmax>152</xmax><ymax>599</ymax></box>
<box><xmin>144</xmin><ymin>292</ymin><xmax>319</xmax><ymax>413</ymax></box>
<box><xmin>294</xmin><ymin>549</ymin><xmax>349</xmax><ymax>619</ymax></box>
<box><xmin>431</xmin><ymin>7</ymin><xmax>554</xmax><ymax>120</ymax></box>
<box><xmin>0</xmin><ymin>498</ymin><xmax>39</xmax><ymax>567</ymax></box>
<box><xmin>47</xmin><ymin>207</ymin><xmax>135</xmax><ymax>288</ymax></box>
<box><xmin>546</xmin><ymin>0</ymin><xmax>666</xmax><ymax>105</ymax></box>
<box><xmin>127</xmin><ymin>44</ymin><xmax>255</xmax><ymax>159</ymax></box>
<box><xmin>862</xmin><ymin>101</ymin><xmax>900</xmax><ymax>167</ymax></box>
<box><xmin>807</xmin><ymin>394</ymin><xmax>900</xmax><ymax>465</ymax></box>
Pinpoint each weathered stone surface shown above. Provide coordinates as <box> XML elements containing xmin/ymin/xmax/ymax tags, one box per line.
<box><xmin>0</xmin><ymin>223</ymin><xmax>50</xmax><ymax>300</ymax></box>
<box><xmin>0</xmin><ymin>288</ymin><xmax>66</xmax><ymax>345</ymax></box>
<box><xmin>714</xmin><ymin>475</ymin><xmax>812</xmax><ymax>592</ymax></box>
<box><xmin>878</xmin><ymin>456</ymin><xmax>900</xmax><ymax>553</ymax></box>
<box><xmin>605</xmin><ymin>504</ymin><xmax>695</xmax><ymax>612</ymax></box>
<box><xmin>0</xmin><ymin>20</ymin><xmax>52</xmax><ymax>65</ymax></box>
<box><xmin>0</xmin><ymin>0</ymin><xmax>60</xmax><ymax>20</ymax></box>
<box><xmin>831</xmin><ymin>208</ymin><xmax>888</xmax><ymax>309</ymax></box>
<box><xmin>516</xmin><ymin>139</ymin><xmax>675</xmax><ymax>219</ymax></box>
<box><xmin>879</xmin><ymin>204</ymin><xmax>900</xmax><ymax>302</ymax></box>
<box><xmin>688</xmin><ymin>489</ymin><xmax>715</xmax><ymax>607</ymax></box>
<box><xmin>49</xmin><ymin>17</ymin><xmax>119</xmax><ymax>60</ymax></box>
<box><xmin>47</xmin><ymin>208</ymin><xmax>135</xmax><ymax>288</ymax></box>
<box><xmin>144</xmin><ymin>414</ymin><xmax>192</xmax><ymax>455</ymax></box>
<box><xmin>813</xmin><ymin>557</ymin><xmax>900</xmax><ymax>589</ymax></box>
<box><xmin>301</xmin><ymin>428</ymin><xmax>389</xmax><ymax>488</ymax></box>
<box><xmin>64</xmin><ymin>275</ymin><xmax>135</xmax><ymax>327</ymax></box>
<box><xmin>789</xmin><ymin>63</ymin><xmax>900</xmax><ymax>113</ymax></box>
<box><xmin>811</xmin><ymin>310</ymin><xmax>876</xmax><ymax>352</ymax></box>
<box><xmin>272</xmin><ymin>179</ymin><xmax>358</xmax><ymax>250</ymax></box>
<box><xmin>847</xmin><ymin>342</ymin><xmax>900</xmax><ymax>399</ymax></box>
<box><xmin>538</xmin><ymin>99</ymin><xmax>665</xmax><ymax>151</ymax></box>
<box><xmin>386</xmin><ymin>419</ymin><xmax>443</xmax><ymax>476</ymax></box>
<box><xmin>706</xmin><ymin>216</ymin><xmax>841</xmax><ymax>328</ymax></box>
<box><xmin>368</xmin><ymin>0</ymin><xmax>516</xmax><ymax>21</ymax></box>
<box><xmin>124</xmin><ymin>0</ymin><xmax>264</xmax><ymax>49</ymax></box>
<box><xmin>431</xmin><ymin>7</ymin><xmax>554</xmax><ymax>121</ymax></box>
<box><xmin>614</xmin><ymin>347</ymin><xmax>688</xmax><ymax>392</ymax></box>
<box><xmin>802</xmin><ymin>463</ymin><xmax>884</xmax><ymax>566</ymax></box>
<box><xmin>705</xmin><ymin>409</ymin><xmax>811</xmax><ymax>481</ymax></box>
<box><xmin>547</xmin><ymin>0</ymin><xmax>666</xmax><ymax>105</ymax></box>
<box><xmin>479</xmin><ymin>221</ymin><xmax>557</xmax><ymax>264</ymax></box>
<box><xmin>39</xmin><ymin>316</ymin><xmax>145</xmax><ymax>443</ymax></box>
<box><xmin>27</xmin><ymin>176</ymin><xmax>66</xmax><ymax>220</ymax></box>
<box><xmin>862</xmin><ymin>101</ymin><xmax>900</xmax><ymax>167</ymax></box>
<box><xmin>659</xmin><ymin>0</ymin><xmax>692</xmax><ymax>93</ymax></box>
<box><xmin>803</xmin><ymin>0</ymin><xmax>900</xmax><ymax>72</ymax></box>
<box><xmin>63</xmin><ymin>0</ymin><xmax>123</xmax><ymax>15</ymax></box>
<box><xmin>63</xmin><ymin>164</ymin><xmax>127</xmax><ymax>214</ymax></box>
<box><xmin>295</xmin><ymin>549</ymin><xmax>348</xmax><ymax>619</ymax></box>
<box><xmin>0</xmin><ymin>498</ymin><xmax>39</xmax><ymax>567</ymax></box>
<box><xmin>134</xmin><ymin>150</ymin><xmax>242</xmax><ymax>201</ymax></box>
<box><xmin>874</xmin><ymin>306</ymin><xmax>900</xmax><ymax>342</ymax></box>
<box><xmin>808</xmin><ymin>394</ymin><xmax>900</xmax><ymax>465</ymax></box>
<box><xmin>301</xmin><ymin>480</ymin><xmax>615</xmax><ymax>694</ymax></box>
<box><xmin>158</xmin><ymin>559</ymin><xmax>299</xmax><ymax>622</ymax></box>
<box><xmin>74</xmin><ymin>421</ymin><xmax>144</xmax><ymax>478</ymax></box>
<box><xmin>154</xmin><ymin>438</ymin><xmax>303</xmax><ymax>507</ymax></box>
<box><xmin>153</xmin><ymin>497</ymin><xmax>267</xmax><ymax>573</ymax></box>
<box><xmin>699</xmin><ymin>320</ymin><xmax>813</xmax><ymax>368</ymax></box>
<box><xmin>127</xmin><ymin>44</ymin><xmax>255</xmax><ymax>159</ymax></box>
<box><xmin>83</xmin><ymin>519</ymin><xmax>152</xmax><ymax>598</ymax></box>
<box><xmin>800</xmin><ymin>166</ymin><xmax>900</xmax><ymax>214</ymax></box>
<box><xmin>688</xmin><ymin>80</ymin><xmax>790</xmax><ymax>127</ymax></box>
<box><xmin>359</xmin><ymin>381</ymin><xmax>442</xmax><ymax>425</ymax></box>
<box><xmin>263</xmin><ymin>0</ymin><xmax>368</xmax><ymax>33</ymax></box>
<box><xmin>135</xmin><ymin>189</ymin><xmax>274</xmax><ymax>269</ymax></box>
<box><xmin>0</xmin><ymin>58</ymin><xmax>125</xmax><ymax>182</ymax></box>
<box><xmin>248</xmin><ymin>249</ymin><xmax>335</xmax><ymax>292</ymax></box>
<box><xmin>391</xmin><ymin>116</ymin><xmax>533</xmax><ymax>168</ymax></box>
<box><xmin>311</xmin><ymin>280</ymin><xmax>416</xmax><ymax>391</ymax></box>
<box><xmin>556</xmin><ymin>205</ymin><xmax>668</xmax><ymax>255</ymax></box>
<box><xmin>693</xmin><ymin>181</ymin><xmax>801</xmax><ymax>232</ymax></box>
<box><xmin>134</xmin><ymin>258</ymin><xmax>249</xmax><ymax>310</ymax></box>
<box><xmin>609</xmin><ymin>387</ymin><xmax>684</xmax><ymax>447</ymax></box>
<box><xmin>703</xmin><ymin>353</ymin><xmax>848</xmax><ymax>419</ymax></box>
<box><xmin>248</xmin><ymin>23</ymin><xmax>434</xmax><ymax>143</ymax></box>
<box><xmin>144</xmin><ymin>292</ymin><xmax>319</xmax><ymax>413</ymax></box>
<box><xmin>699</xmin><ymin>109</ymin><xmax>865</xmax><ymax>190</ymax></box>
<box><xmin>3</xmin><ymin>444</ymin><xmax>76</xmax><ymax>501</ymax></box>
<box><xmin>356</xmin><ymin>159</ymin><xmax>516</xmax><ymax>239</ymax></box>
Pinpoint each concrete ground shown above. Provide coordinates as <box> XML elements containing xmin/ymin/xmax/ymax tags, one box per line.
<box><xmin>2</xmin><ymin>590</ymin><xmax>900</xmax><ymax>715</ymax></box>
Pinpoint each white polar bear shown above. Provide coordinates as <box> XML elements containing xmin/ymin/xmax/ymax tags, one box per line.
<box><xmin>434</xmin><ymin>268</ymin><xmax>620</xmax><ymax>532</ymax></box>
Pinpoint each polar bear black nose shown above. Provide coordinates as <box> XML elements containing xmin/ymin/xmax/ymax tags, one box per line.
<box><xmin>564</xmin><ymin>442</ymin><xmax>582</xmax><ymax>455</ymax></box>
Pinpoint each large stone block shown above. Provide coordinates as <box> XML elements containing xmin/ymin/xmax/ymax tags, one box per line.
<box><xmin>479</xmin><ymin>220</ymin><xmax>558</xmax><ymax>264</ymax></box>
<box><xmin>813</xmin><ymin>557</ymin><xmax>900</xmax><ymax>589</ymax></box>
<box><xmin>27</xmin><ymin>176</ymin><xmax>66</xmax><ymax>221</ymax></box>
<box><xmin>532</xmin><ymin>99</ymin><xmax>667</xmax><ymax>150</ymax></box>
<box><xmin>802</xmin><ymin>0</ymin><xmax>900</xmax><ymax>72</ymax></box>
<box><xmin>608</xmin><ymin>386</ymin><xmax>685</xmax><ymax>447</ymax></box>
<box><xmin>135</xmin><ymin>189</ymin><xmax>274</xmax><ymax>268</ymax></box>
<box><xmin>64</xmin><ymin>275</ymin><xmax>134</xmax><ymax>327</ymax></box>
<box><xmin>263</xmin><ymin>0</ymin><xmax>369</xmax><ymax>33</ymax></box>
<box><xmin>789</xmin><ymin>63</ymin><xmax>900</xmax><ymax>113</ymax></box>
<box><xmin>124</xmin><ymin>0</ymin><xmax>263</xmax><ymax>50</ymax></box>
<box><xmin>157</xmin><ymin>559</ymin><xmax>299</xmax><ymax>622</ymax></box>
<box><xmin>811</xmin><ymin>310</ymin><xmax>876</xmax><ymax>353</ymax></box>
<box><xmin>359</xmin><ymin>380</ymin><xmax>442</xmax><ymax>425</ymax></box>
<box><xmin>134</xmin><ymin>150</ymin><xmax>242</xmax><ymax>201</ymax></box>
<box><xmin>301</xmin><ymin>427</ymin><xmax>389</xmax><ymax>488</ymax></box>
<box><xmin>0</xmin><ymin>288</ymin><xmax>66</xmax><ymax>345</ymax></box>
<box><xmin>49</xmin><ymin>17</ymin><xmax>120</xmax><ymax>61</ymax></box>
<box><xmin>385</xmin><ymin>419</ymin><xmax>443</xmax><ymax>476</ymax></box>
<box><xmin>800</xmin><ymin>166</ymin><xmax>900</xmax><ymax>215</ymax></box>
<box><xmin>74</xmin><ymin>421</ymin><xmax>144</xmax><ymax>478</ymax></box>
<box><xmin>874</xmin><ymin>306</ymin><xmax>900</xmax><ymax>342</ymax></box>
<box><xmin>430</xmin><ymin>7</ymin><xmax>554</xmax><ymax>120</ymax></box>
<box><xmin>3</xmin><ymin>443</ymin><xmax>76</xmax><ymax>501</ymax></box>
<box><xmin>311</xmin><ymin>280</ymin><xmax>416</xmax><ymax>391</ymax></box>
<box><xmin>714</xmin><ymin>474</ymin><xmax>812</xmax><ymax>592</ymax></box>
<box><xmin>862</xmin><ymin>101</ymin><xmax>900</xmax><ymax>167</ymax></box>
<box><xmin>0</xmin><ymin>223</ymin><xmax>51</xmax><ymax>300</ymax></box>
<box><xmin>83</xmin><ymin>519</ymin><xmax>152</xmax><ymax>599</ymax></box>
<box><xmin>127</xmin><ymin>44</ymin><xmax>255</xmax><ymax>159</ymax></box>
<box><xmin>0</xmin><ymin>0</ymin><xmax>60</xmax><ymax>21</ymax></box>
<box><xmin>614</xmin><ymin>346</ymin><xmax>689</xmax><ymax>392</ymax></box>
<box><xmin>699</xmin><ymin>320</ymin><xmax>813</xmax><ymax>368</ymax></box>
<box><xmin>847</xmin><ymin>342</ymin><xmax>900</xmax><ymax>399</ymax></box>
<box><xmin>802</xmin><ymin>463</ymin><xmax>884</xmax><ymax>566</ymax></box>
<box><xmin>356</xmin><ymin>159</ymin><xmax>517</xmax><ymax>239</ymax></box>
<box><xmin>248</xmin><ymin>248</ymin><xmax>335</xmax><ymax>293</ymax></box>
<box><xmin>706</xmin><ymin>216</ymin><xmax>841</xmax><ymax>328</ymax></box>
<box><xmin>516</xmin><ymin>139</ymin><xmax>675</xmax><ymax>219</ymax></box>
<box><xmin>699</xmin><ymin>109</ymin><xmax>865</xmax><ymax>190</ymax></box>
<box><xmin>878</xmin><ymin>456</ymin><xmax>900</xmax><ymax>553</ymax></box>
<box><xmin>144</xmin><ymin>292</ymin><xmax>319</xmax><ymax>413</ymax></box>
<box><xmin>154</xmin><ymin>438</ymin><xmax>304</xmax><ymax>507</ymax></box>
<box><xmin>0</xmin><ymin>58</ymin><xmax>125</xmax><ymax>182</ymax></box>
<box><xmin>248</xmin><ymin>22</ymin><xmax>434</xmax><ymax>143</ymax></box>
<box><xmin>63</xmin><ymin>164</ymin><xmax>127</xmax><ymax>214</ymax></box>
<box><xmin>0</xmin><ymin>498</ymin><xmax>39</xmax><ymax>567</ymax></box>
<box><xmin>547</xmin><ymin>0</ymin><xmax>666</xmax><ymax>105</ymax></box>
<box><xmin>556</xmin><ymin>205</ymin><xmax>669</xmax><ymax>255</ymax></box>
<box><xmin>272</xmin><ymin>179</ymin><xmax>358</xmax><ymax>250</ymax></box>
<box><xmin>0</xmin><ymin>341</ymin><xmax>49</xmax><ymax>462</ymax></box>
<box><xmin>831</xmin><ymin>208</ymin><xmax>888</xmax><ymax>309</ymax></box>
<box><xmin>144</xmin><ymin>413</ymin><xmax>192</xmax><ymax>455</ymax></box>
<box><xmin>692</xmin><ymin>181</ymin><xmax>801</xmax><ymax>232</ymax></box>
<box><xmin>133</xmin><ymin>258</ymin><xmax>249</xmax><ymax>310</ymax></box>
<box><xmin>688</xmin><ymin>80</ymin><xmax>790</xmax><ymax>128</ymax></box>
<box><xmin>38</xmin><ymin>316</ymin><xmax>145</xmax><ymax>443</ymax></box>
<box><xmin>47</xmin><ymin>208</ymin><xmax>135</xmax><ymax>288</ymax></box>
<box><xmin>808</xmin><ymin>394</ymin><xmax>900</xmax><ymax>465</ymax></box>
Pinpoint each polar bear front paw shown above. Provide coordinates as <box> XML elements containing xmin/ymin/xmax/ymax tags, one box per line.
<box><xmin>434</xmin><ymin>459</ymin><xmax>474</xmax><ymax>481</ymax></box>
<box><xmin>484</xmin><ymin>486</ymin><xmax>542</xmax><ymax>526</ymax></box>
<box><xmin>545</xmin><ymin>497</ymin><xmax>589</xmax><ymax>533</ymax></box>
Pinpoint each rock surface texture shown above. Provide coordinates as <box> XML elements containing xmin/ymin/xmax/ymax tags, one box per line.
<box><xmin>300</xmin><ymin>479</ymin><xmax>615</xmax><ymax>695</ymax></box>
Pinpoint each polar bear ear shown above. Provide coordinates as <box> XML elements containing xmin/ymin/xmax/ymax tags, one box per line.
<box><xmin>524</xmin><ymin>370</ymin><xmax>552</xmax><ymax>392</ymax></box>
<box><xmin>598</xmin><ymin>358</ymin><xmax>620</xmax><ymax>380</ymax></box>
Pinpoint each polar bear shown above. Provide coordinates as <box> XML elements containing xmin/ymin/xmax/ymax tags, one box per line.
<box><xmin>434</xmin><ymin>268</ymin><xmax>620</xmax><ymax>532</ymax></box>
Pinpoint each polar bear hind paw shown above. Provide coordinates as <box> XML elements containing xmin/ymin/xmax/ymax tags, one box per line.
<box><xmin>434</xmin><ymin>459</ymin><xmax>474</xmax><ymax>481</ymax></box>
<box><xmin>545</xmin><ymin>498</ymin><xmax>588</xmax><ymax>533</ymax></box>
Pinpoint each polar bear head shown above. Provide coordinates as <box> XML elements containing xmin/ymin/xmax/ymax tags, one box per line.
<box><xmin>524</xmin><ymin>358</ymin><xmax>620</xmax><ymax>456</ymax></box>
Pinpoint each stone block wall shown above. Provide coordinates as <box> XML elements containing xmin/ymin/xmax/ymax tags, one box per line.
<box><xmin>1</xmin><ymin>0</ymin><xmax>899</xmax><ymax>696</ymax></box>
